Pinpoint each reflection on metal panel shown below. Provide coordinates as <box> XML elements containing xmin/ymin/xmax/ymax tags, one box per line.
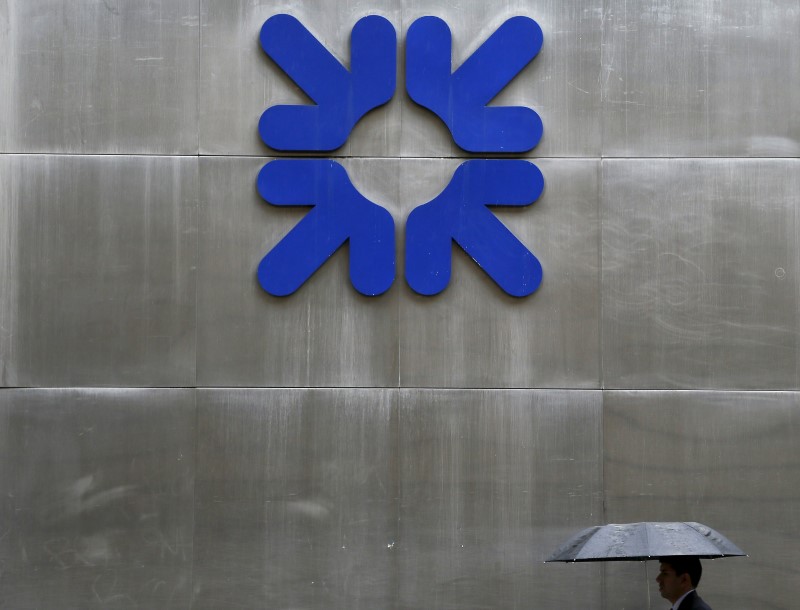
<box><xmin>602</xmin><ymin>159</ymin><xmax>800</xmax><ymax>390</ymax></box>
<box><xmin>602</xmin><ymin>0</ymin><xmax>800</xmax><ymax>157</ymax></box>
<box><xmin>199</xmin><ymin>0</ymin><xmax>602</xmax><ymax>157</ymax></box>
<box><xmin>196</xmin><ymin>157</ymin><xmax>399</xmax><ymax>387</ymax></box>
<box><xmin>0</xmin><ymin>0</ymin><xmax>199</xmax><ymax>154</ymax></box>
<box><xmin>400</xmin><ymin>159</ymin><xmax>600</xmax><ymax>388</ymax></box>
<box><xmin>0</xmin><ymin>155</ymin><xmax>197</xmax><ymax>387</ymax></box>
<box><xmin>603</xmin><ymin>390</ymin><xmax>800</xmax><ymax>610</ymax></box>
<box><xmin>193</xmin><ymin>388</ymin><xmax>396</xmax><ymax>609</ymax></box>
<box><xmin>0</xmin><ymin>388</ymin><xmax>195</xmax><ymax>609</ymax></box>
<box><xmin>398</xmin><ymin>389</ymin><xmax>603</xmax><ymax>609</ymax></box>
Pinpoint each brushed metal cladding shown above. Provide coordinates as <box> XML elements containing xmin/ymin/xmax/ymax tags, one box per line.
<box><xmin>397</xmin><ymin>389</ymin><xmax>603</xmax><ymax>609</ymax></box>
<box><xmin>0</xmin><ymin>0</ymin><xmax>199</xmax><ymax>155</ymax></box>
<box><xmin>602</xmin><ymin>159</ymin><xmax>800</xmax><ymax>390</ymax></box>
<box><xmin>0</xmin><ymin>171</ymin><xmax>17</xmax><ymax>386</ymax></box>
<box><xmin>196</xmin><ymin>156</ymin><xmax>399</xmax><ymax>387</ymax></box>
<box><xmin>602</xmin><ymin>0</ymin><xmax>800</xmax><ymax>157</ymax></box>
<box><xmin>193</xmin><ymin>388</ymin><xmax>396</xmax><ymax>610</ymax></box>
<box><xmin>0</xmin><ymin>388</ymin><xmax>195</xmax><ymax>610</ymax></box>
<box><xmin>399</xmin><ymin>159</ymin><xmax>600</xmax><ymax>388</ymax></box>
<box><xmin>0</xmin><ymin>155</ymin><xmax>197</xmax><ymax>388</ymax></box>
<box><xmin>199</xmin><ymin>0</ymin><xmax>602</xmax><ymax>157</ymax></box>
<box><xmin>603</xmin><ymin>390</ymin><xmax>800</xmax><ymax>610</ymax></box>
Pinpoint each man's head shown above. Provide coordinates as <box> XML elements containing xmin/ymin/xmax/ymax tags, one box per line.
<box><xmin>656</xmin><ymin>557</ymin><xmax>702</xmax><ymax>603</ymax></box>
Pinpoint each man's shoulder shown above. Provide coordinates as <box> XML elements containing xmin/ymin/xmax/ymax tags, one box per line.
<box><xmin>679</xmin><ymin>590</ymin><xmax>712</xmax><ymax>610</ymax></box>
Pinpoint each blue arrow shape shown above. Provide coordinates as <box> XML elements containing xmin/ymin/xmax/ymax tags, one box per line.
<box><xmin>406</xmin><ymin>16</ymin><xmax>543</xmax><ymax>153</ymax></box>
<box><xmin>257</xmin><ymin>160</ymin><xmax>395</xmax><ymax>296</ymax></box>
<box><xmin>259</xmin><ymin>14</ymin><xmax>396</xmax><ymax>151</ymax></box>
<box><xmin>405</xmin><ymin>160</ymin><xmax>544</xmax><ymax>297</ymax></box>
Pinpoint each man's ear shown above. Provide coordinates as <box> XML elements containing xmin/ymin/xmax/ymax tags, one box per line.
<box><xmin>679</xmin><ymin>572</ymin><xmax>692</xmax><ymax>588</ymax></box>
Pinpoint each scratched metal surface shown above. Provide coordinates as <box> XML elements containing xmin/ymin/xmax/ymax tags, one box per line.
<box><xmin>602</xmin><ymin>159</ymin><xmax>800</xmax><ymax>390</ymax></box>
<box><xmin>192</xmin><ymin>388</ymin><xmax>397</xmax><ymax>609</ymax></box>
<box><xmin>192</xmin><ymin>388</ymin><xmax>603</xmax><ymax>609</ymax></box>
<box><xmin>0</xmin><ymin>0</ymin><xmax>199</xmax><ymax>154</ymax></box>
<box><xmin>0</xmin><ymin>155</ymin><xmax>197</xmax><ymax>387</ymax></box>
<box><xmin>602</xmin><ymin>0</ymin><xmax>800</xmax><ymax>157</ymax></box>
<box><xmin>396</xmin><ymin>389</ymin><xmax>603</xmax><ymax>609</ymax></box>
<box><xmin>0</xmin><ymin>389</ymin><xmax>195</xmax><ymax>609</ymax></box>
<box><xmin>199</xmin><ymin>0</ymin><xmax>602</xmax><ymax>157</ymax></box>
<box><xmin>603</xmin><ymin>390</ymin><xmax>800</xmax><ymax>610</ymax></box>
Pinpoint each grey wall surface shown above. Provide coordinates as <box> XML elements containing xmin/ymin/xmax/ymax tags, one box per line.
<box><xmin>1</xmin><ymin>1</ymin><xmax>799</xmax><ymax>608</ymax></box>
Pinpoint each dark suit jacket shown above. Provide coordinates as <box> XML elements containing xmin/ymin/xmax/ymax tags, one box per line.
<box><xmin>676</xmin><ymin>590</ymin><xmax>712</xmax><ymax>610</ymax></box>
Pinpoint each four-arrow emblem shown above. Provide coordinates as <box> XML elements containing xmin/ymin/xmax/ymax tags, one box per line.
<box><xmin>257</xmin><ymin>15</ymin><xmax>546</xmax><ymax>297</ymax></box>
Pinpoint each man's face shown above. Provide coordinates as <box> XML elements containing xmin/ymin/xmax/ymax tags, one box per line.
<box><xmin>656</xmin><ymin>562</ymin><xmax>690</xmax><ymax>603</ymax></box>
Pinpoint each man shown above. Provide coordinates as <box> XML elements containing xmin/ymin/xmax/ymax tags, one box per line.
<box><xmin>656</xmin><ymin>556</ymin><xmax>712</xmax><ymax>610</ymax></box>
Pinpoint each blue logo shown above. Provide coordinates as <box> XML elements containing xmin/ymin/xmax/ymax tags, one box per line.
<box><xmin>257</xmin><ymin>14</ymin><xmax>545</xmax><ymax>297</ymax></box>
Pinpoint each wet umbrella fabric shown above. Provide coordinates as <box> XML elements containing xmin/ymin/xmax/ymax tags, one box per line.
<box><xmin>545</xmin><ymin>522</ymin><xmax>746</xmax><ymax>562</ymax></box>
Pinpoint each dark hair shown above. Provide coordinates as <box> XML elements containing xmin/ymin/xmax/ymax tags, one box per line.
<box><xmin>660</xmin><ymin>556</ymin><xmax>703</xmax><ymax>587</ymax></box>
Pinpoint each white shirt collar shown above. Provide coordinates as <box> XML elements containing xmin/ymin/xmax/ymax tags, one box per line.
<box><xmin>671</xmin><ymin>589</ymin><xmax>694</xmax><ymax>609</ymax></box>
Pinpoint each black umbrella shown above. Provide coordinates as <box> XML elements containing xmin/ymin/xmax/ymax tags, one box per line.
<box><xmin>545</xmin><ymin>522</ymin><xmax>746</xmax><ymax>562</ymax></box>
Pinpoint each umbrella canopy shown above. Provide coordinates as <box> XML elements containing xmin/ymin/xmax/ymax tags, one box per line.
<box><xmin>545</xmin><ymin>521</ymin><xmax>746</xmax><ymax>562</ymax></box>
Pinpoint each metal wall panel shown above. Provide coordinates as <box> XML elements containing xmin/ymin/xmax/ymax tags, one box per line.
<box><xmin>0</xmin><ymin>155</ymin><xmax>197</xmax><ymax>388</ymax></box>
<box><xmin>603</xmin><ymin>390</ymin><xmax>800</xmax><ymax>610</ymax></box>
<box><xmin>196</xmin><ymin>157</ymin><xmax>399</xmax><ymax>387</ymax></box>
<box><xmin>3</xmin><ymin>0</ymin><xmax>799</xmax><ymax>608</ymax></box>
<box><xmin>0</xmin><ymin>0</ymin><xmax>199</xmax><ymax>155</ymax></box>
<box><xmin>399</xmin><ymin>159</ymin><xmax>600</xmax><ymax>388</ymax></box>
<box><xmin>199</xmin><ymin>0</ymin><xmax>602</xmax><ymax>158</ymax></box>
<box><xmin>0</xmin><ymin>388</ymin><xmax>195</xmax><ymax>610</ymax></box>
<box><xmin>0</xmin><ymin>168</ymin><xmax>17</xmax><ymax>385</ymax></box>
<box><xmin>602</xmin><ymin>0</ymin><xmax>800</xmax><ymax>157</ymax></box>
<box><xmin>397</xmin><ymin>389</ymin><xmax>603</xmax><ymax>609</ymax></box>
<box><xmin>193</xmin><ymin>388</ymin><xmax>397</xmax><ymax>609</ymax></box>
<box><xmin>602</xmin><ymin>159</ymin><xmax>800</xmax><ymax>390</ymax></box>
<box><xmin>197</xmin><ymin>156</ymin><xmax>599</xmax><ymax>388</ymax></box>
<box><xmin>192</xmin><ymin>388</ymin><xmax>602</xmax><ymax>609</ymax></box>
